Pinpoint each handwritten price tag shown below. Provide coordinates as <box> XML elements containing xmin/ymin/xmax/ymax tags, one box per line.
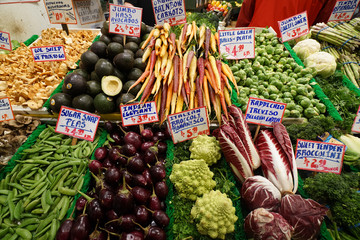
<box><xmin>219</xmin><ymin>28</ymin><xmax>255</xmax><ymax>60</ymax></box>
<box><xmin>74</xmin><ymin>0</ymin><xmax>104</xmax><ymax>25</ymax></box>
<box><xmin>109</xmin><ymin>4</ymin><xmax>142</xmax><ymax>37</ymax></box>
<box><xmin>167</xmin><ymin>106</ymin><xmax>210</xmax><ymax>144</ymax></box>
<box><xmin>55</xmin><ymin>106</ymin><xmax>100</xmax><ymax>142</ymax></box>
<box><xmin>245</xmin><ymin>97</ymin><xmax>287</xmax><ymax>127</ymax></box>
<box><xmin>44</xmin><ymin>0</ymin><xmax>77</xmax><ymax>24</ymax></box>
<box><xmin>295</xmin><ymin>139</ymin><xmax>345</xmax><ymax>174</ymax></box>
<box><xmin>278</xmin><ymin>11</ymin><xmax>309</xmax><ymax>42</ymax></box>
<box><xmin>328</xmin><ymin>0</ymin><xmax>360</xmax><ymax>22</ymax></box>
<box><xmin>0</xmin><ymin>97</ymin><xmax>14</xmax><ymax>122</ymax></box>
<box><xmin>31</xmin><ymin>45</ymin><xmax>66</xmax><ymax>62</ymax></box>
<box><xmin>152</xmin><ymin>0</ymin><xmax>186</xmax><ymax>26</ymax></box>
<box><xmin>0</xmin><ymin>31</ymin><xmax>11</xmax><ymax>51</ymax></box>
<box><xmin>120</xmin><ymin>101</ymin><xmax>159</xmax><ymax>127</ymax></box>
<box><xmin>351</xmin><ymin>105</ymin><xmax>360</xmax><ymax>133</ymax></box>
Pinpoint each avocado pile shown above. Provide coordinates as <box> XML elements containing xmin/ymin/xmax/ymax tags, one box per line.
<box><xmin>49</xmin><ymin>21</ymin><xmax>153</xmax><ymax>114</ymax></box>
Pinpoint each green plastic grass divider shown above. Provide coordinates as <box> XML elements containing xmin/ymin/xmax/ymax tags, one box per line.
<box><xmin>42</xmin><ymin>34</ymin><xmax>101</xmax><ymax>110</ymax></box>
<box><xmin>341</xmin><ymin>71</ymin><xmax>360</xmax><ymax>97</ymax></box>
<box><xmin>65</xmin><ymin>128</ymin><xmax>108</xmax><ymax>219</ymax></box>
<box><xmin>22</xmin><ymin>35</ymin><xmax>39</xmax><ymax>47</ymax></box>
<box><xmin>283</xmin><ymin>42</ymin><xmax>343</xmax><ymax>121</ymax></box>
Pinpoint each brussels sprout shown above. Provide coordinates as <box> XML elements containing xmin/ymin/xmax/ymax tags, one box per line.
<box><xmin>294</xmin><ymin>66</ymin><xmax>303</xmax><ymax>73</ymax></box>
<box><xmin>304</xmin><ymin>107</ymin><xmax>319</xmax><ymax>118</ymax></box>
<box><xmin>296</xmin><ymin>86</ymin><xmax>308</xmax><ymax>96</ymax></box>
<box><xmin>294</xmin><ymin>105</ymin><xmax>304</xmax><ymax>113</ymax></box>
<box><xmin>311</xmin><ymin>99</ymin><xmax>320</xmax><ymax>105</ymax></box>
<box><xmin>287</xmin><ymin>102</ymin><xmax>296</xmax><ymax>110</ymax></box>
<box><xmin>268</xmin><ymin>85</ymin><xmax>279</xmax><ymax>94</ymax></box>
<box><xmin>273</xmin><ymin>80</ymin><xmax>283</xmax><ymax>90</ymax></box>
<box><xmin>316</xmin><ymin>102</ymin><xmax>326</xmax><ymax>113</ymax></box>
<box><xmin>283</xmin><ymin>92</ymin><xmax>293</xmax><ymax>99</ymax></box>
<box><xmin>283</xmin><ymin>98</ymin><xmax>292</xmax><ymax>103</ymax></box>
<box><xmin>262</xmin><ymin>91</ymin><xmax>270</xmax><ymax>99</ymax></box>
<box><xmin>300</xmin><ymin>98</ymin><xmax>312</xmax><ymax>108</ymax></box>
<box><xmin>284</xmin><ymin>109</ymin><xmax>291</xmax><ymax>118</ymax></box>
<box><xmin>265</xmin><ymin>45</ymin><xmax>275</xmax><ymax>54</ymax></box>
<box><xmin>269</xmin><ymin>93</ymin><xmax>277</xmax><ymax>100</ymax></box>
<box><xmin>234</xmin><ymin>76</ymin><xmax>240</xmax><ymax>83</ymax></box>
<box><xmin>230</xmin><ymin>65</ymin><xmax>239</xmax><ymax>72</ymax></box>
<box><xmin>281</xmin><ymin>85</ymin><xmax>290</xmax><ymax>93</ymax></box>
<box><xmin>290</xmin><ymin>110</ymin><xmax>301</xmax><ymax>118</ymax></box>
<box><xmin>274</xmin><ymin>48</ymin><xmax>283</xmax><ymax>55</ymax></box>
<box><xmin>296</xmin><ymin>78</ymin><xmax>309</xmax><ymax>84</ymax></box>
<box><xmin>281</xmin><ymin>50</ymin><xmax>290</xmax><ymax>57</ymax></box>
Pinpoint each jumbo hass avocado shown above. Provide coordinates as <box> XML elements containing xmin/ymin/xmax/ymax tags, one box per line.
<box><xmin>95</xmin><ymin>59</ymin><xmax>114</xmax><ymax>78</ymax></box>
<box><xmin>94</xmin><ymin>93</ymin><xmax>115</xmax><ymax>114</ymax></box>
<box><xmin>91</xmin><ymin>41</ymin><xmax>108</xmax><ymax>59</ymax></box>
<box><xmin>50</xmin><ymin>93</ymin><xmax>72</xmax><ymax>113</ymax></box>
<box><xmin>80</xmin><ymin>50</ymin><xmax>99</xmax><ymax>72</ymax></box>
<box><xmin>63</xmin><ymin>73</ymin><xmax>88</xmax><ymax>96</ymax></box>
<box><xmin>72</xmin><ymin>94</ymin><xmax>94</xmax><ymax>112</ymax></box>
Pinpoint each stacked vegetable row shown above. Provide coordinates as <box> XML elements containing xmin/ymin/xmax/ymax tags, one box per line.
<box><xmin>0</xmin><ymin>125</ymin><xmax>100</xmax><ymax>239</ymax></box>
<box><xmin>131</xmin><ymin>21</ymin><xmax>237</xmax><ymax>124</ymax></box>
<box><xmin>230</xmin><ymin>29</ymin><xmax>326</xmax><ymax>120</ymax></box>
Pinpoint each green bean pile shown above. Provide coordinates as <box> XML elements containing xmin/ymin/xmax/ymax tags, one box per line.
<box><xmin>0</xmin><ymin>125</ymin><xmax>99</xmax><ymax>239</ymax></box>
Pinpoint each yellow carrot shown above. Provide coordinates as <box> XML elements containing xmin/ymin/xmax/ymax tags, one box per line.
<box><xmin>160</xmin><ymin>35</ymin><xmax>168</xmax><ymax>46</ymax></box>
<box><xmin>182</xmin><ymin>51</ymin><xmax>189</xmax><ymax>83</ymax></box>
<box><xmin>160</xmin><ymin>44</ymin><xmax>168</xmax><ymax>58</ymax></box>
<box><xmin>155</xmin><ymin>88</ymin><xmax>161</xmax><ymax>114</ymax></box>
<box><xmin>155</xmin><ymin>38</ymin><xmax>162</xmax><ymax>55</ymax></box>
<box><xmin>192</xmin><ymin>21</ymin><xmax>197</xmax><ymax>41</ymax></box>
<box><xmin>188</xmin><ymin>56</ymin><xmax>197</xmax><ymax>109</ymax></box>
<box><xmin>171</xmin><ymin>93</ymin><xmax>177</xmax><ymax>114</ymax></box>
<box><xmin>222</xmin><ymin>63</ymin><xmax>239</xmax><ymax>94</ymax></box>
<box><xmin>215</xmin><ymin>95</ymin><xmax>222</xmax><ymax>124</ymax></box>
<box><xmin>197</xmin><ymin>25</ymin><xmax>206</xmax><ymax>50</ymax></box>
<box><xmin>210</xmin><ymin>33</ymin><xmax>217</xmax><ymax>53</ymax></box>
<box><xmin>203</xmin><ymin>75</ymin><xmax>211</xmax><ymax>115</ymax></box>
<box><xmin>208</xmin><ymin>55</ymin><xmax>221</xmax><ymax>92</ymax></box>
<box><xmin>163</xmin><ymin>58</ymin><xmax>172</xmax><ymax>78</ymax></box>
<box><xmin>153</xmin><ymin>28</ymin><xmax>160</xmax><ymax>39</ymax></box>
<box><xmin>224</xmin><ymin>88</ymin><xmax>231</xmax><ymax>106</ymax></box>
<box><xmin>176</xmin><ymin>39</ymin><xmax>183</xmax><ymax>58</ymax></box>
<box><xmin>167</xmin><ymin>64</ymin><xmax>174</xmax><ymax>85</ymax></box>
<box><xmin>175</xmin><ymin>94</ymin><xmax>184</xmax><ymax>113</ymax></box>
<box><xmin>142</xmin><ymin>46</ymin><xmax>152</xmax><ymax>63</ymax></box>
<box><xmin>177</xmin><ymin>58</ymin><xmax>184</xmax><ymax>96</ymax></box>
<box><xmin>160</xmin><ymin>51</ymin><xmax>168</xmax><ymax>74</ymax></box>
<box><xmin>154</xmin><ymin>57</ymin><xmax>161</xmax><ymax>78</ymax></box>
<box><xmin>164</xmin><ymin>81</ymin><xmax>173</xmax><ymax>120</ymax></box>
<box><xmin>152</xmin><ymin>74</ymin><xmax>163</xmax><ymax>95</ymax></box>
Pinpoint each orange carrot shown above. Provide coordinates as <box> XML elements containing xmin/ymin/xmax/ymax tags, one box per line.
<box><xmin>128</xmin><ymin>70</ymin><xmax>150</xmax><ymax>93</ymax></box>
<box><xmin>140</xmin><ymin>72</ymin><xmax>156</xmax><ymax>103</ymax></box>
<box><xmin>204</xmin><ymin>69</ymin><xmax>217</xmax><ymax>92</ymax></box>
<box><xmin>214</xmin><ymin>32</ymin><xmax>220</xmax><ymax>47</ymax></box>
<box><xmin>177</xmin><ymin>58</ymin><xmax>183</xmax><ymax>96</ymax></box>
<box><xmin>141</xmin><ymin>30</ymin><xmax>155</xmax><ymax>50</ymax></box>
<box><xmin>155</xmin><ymin>88</ymin><xmax>161</xmax><ymax>114</ymax></box>
<box><xmin>221</xmin><ymin>73</ymin><xmax>231</xmax><ymax>91</ymax></box>
<box><xmin>160</xmin><ymin>82</ymin><xmax>168</xmax><ymax>123</ymax></box>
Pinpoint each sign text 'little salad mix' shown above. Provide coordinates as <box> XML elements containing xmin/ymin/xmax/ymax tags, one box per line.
<box><xmin>278</xmin><ymin>11</ymin><xmax>309</xmax><ymax>42</ymax></box>
<box><xmin>56</xmin><ymin>106</ymin><xmax>100</xmax><ymax>142</ymax></box>
<box><xmin>245</xmin><ymin>97</ymin><xmax>287</xmax><ymax>127</ymax></box>
<box><xmin>31</xmin><ymin>45</ymin><xmax>66</xmax><ymax>62</ymax></box>
<box><xmin>219</xmin><ymin>28</ymin><xmax>255</xmax><ymax>59</ymax></box>
<box><xmin>120</xmin><ymin>102</ymin><xmax>159</xmax><ymax>127</ymax></box>
<box><xmin>0</xmin><ymin>97</ymin><xmax>14</xmax><ymax>122</ymax></box>
<box><xmin>0</xmin><ymin>31</ymin><xmax>11</xmax><ymax>51</ymax></box>
<box><xmin>295</xmin><ymin>139</ymin><xmax>345</xmax><ymax>174</ymax></box>
<box><xmin>328</xmin><ymin>0</ymin><xmax>360</xmax><ymax>22</ymax></box>
<box><xmin>167</xmin><ymin>107</ymin><xmax>209</xmax><ymax>143</ymax></box>
<box><xmin>109</xmin><ymin>4</ymin><xmax>142</xmax><ymax>37</ymax></box>
<box><xmin>152</xmin><ymin>0</ymin><xmax>186</xmax><ymax>26</ymax></box>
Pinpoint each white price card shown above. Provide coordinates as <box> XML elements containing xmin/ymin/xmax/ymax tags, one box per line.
<box><xmin>55</xmin><ymin>106</ymin><xmax>100</xmax><ymax>142</ymax></box>
<box><xmin>295</xmin><ymin>139</ymin><xmax>345</xmax><ymax>174</ymax></box>
<box><xmin>328</xmin><ymin>0</ymin><xmax>360</xmax><ymax>22</ymax></box>
<box><xmin>0</xmin><ymin>31</ymin><xmax>11</xmax><ymax>51</ymax></box>
<box><xmin>351</xmin><ymin>105</ymin><xmax>360</xmax><ymax>133</ymax></box>
<box><xmin>31</xmin><ymin>45</ymin><xmax>66</xmax><ymax>62</ymax></box>
<box><xmin>120</xmin><ymin>101</ymin><xmax>159</xmax><ymax>127</ymax></box>
<box><xmin>109</xmin><ymin>4</ymin><xmax>142</xmax><ymax>37</ymax></box>
<box><xmin>44</xmin><ymin>0</ymin><xmax>77</xmax><ymax>24</ymax></box>
<box><xmin>0</xmin><ymin>97</ymin><xmax>14</xmax><ymax>122</ymax></box>
<box><xmin>219</xmin><ymin>28</ymin><xmax>255</xmax><ymax>60</ymax></box>
<box><xmin>167</xmin><ymin>106</ymin><xmax>210</xmax><ymax>144</ymax></box>
<box><xmin>152</xmin><ymin>0</ymin><xmax>186</xmax><ymax>26</ymax></box>
<box><xmin>245</xmin><ymin>97</ymin><xmax>287</xmax><ymax>127</ymax></box>
<box><xmin>278</xmin><ymin>11</ymin><xmax>309</xmax><ymax>42</ymax></box>
<box><xmin>74</xmin><ymin>0</ymin><xmax>105</xmax><ymax>25</ymax></box>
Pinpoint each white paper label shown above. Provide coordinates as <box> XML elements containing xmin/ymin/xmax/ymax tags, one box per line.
<box><xmin>31</xmin><ymin>45</ymin><xmax>66</xmax><ymax>62</ymax></box>
<box><xmin>74</xmin><ymin>0</ymin><xmax>104</xmax><ymax>25</ymax></box>
<box><xmin>152</xmin><ymin>0</ymin><xmax>186</xmax><ymax>26</ymax></box>
<box><xmin>120</xmin><ymin>101</ymin><xmax>159</xmax><ymax>127</ymax></box>
<box><xmin>219</xmin><ymin>28</ymin><xmax>255</xmax><ymax>60</ymax></box>
<box><xmin>0</xmin><ymin>97</ymin><xmax>14</xmax><ymax>122</ymax></box>
<box><xmin>44</xmin><ymin>0</ymin><xmax>77</xmax><ymax>24</ymax></box>
<box><xmin>278</xmin><ymin>11</ymin><xmax>309</xmax><ymax>42</ymax></box>
<box><xmin>328</xmin><ymin>0</ymin><xmax>360</xmax><ymax>22</ymax></box>
<box><xmin>109</xmin><ymin>4</ymin><xmax>142</xmax><ymax>37</ymax></box>
<box><xmin>0</xmin><ymin>31</ymin><xmax>11</xmax><ymax>51</ymax></box>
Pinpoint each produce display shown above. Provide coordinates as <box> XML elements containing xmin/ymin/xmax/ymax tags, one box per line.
<box><xmin>0</xmin><ymin>29</ymin><xmax>97</xmax><ymax>109</ymax></box>
<box><xmin>206</xmin><ymin>1</ymin><xmax>231</xmax><ymax>18</ymax></box>
<box><xmin>231</xmin><ymin>29</ymin><xmax>326</xmax><ymax>120</ymax></box>
<box><xmin>0</xmin><ymin>115</ymin><xmax>40</xmax><ymax>164</ymax></box>
<box><xmin>49</xmin><ymin>22</ymin><xmax>152</xmax><ymax>115</ymax></box>
<box><xmin>0</xmin><ymin>125</ymin><xmax>100</xmax><ymax>239</ymax></box>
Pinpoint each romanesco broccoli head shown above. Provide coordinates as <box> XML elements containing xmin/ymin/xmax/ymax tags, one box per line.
<box><xmin>190</xmin><ymin>190</ymin><xmax>238</xmax><ymax>239</ymax></box>
<box><xmin>190</xmin><ymin>135</ymin><xmax>221</xmax><ymax>166</ymax></box>
<box><xmin>169</xmin><ymin>159</ymin><xmax>216</xmax><ymax>201</ymax></box>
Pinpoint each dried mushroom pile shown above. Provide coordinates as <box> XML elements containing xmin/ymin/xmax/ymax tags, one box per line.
<box><xmin>0</xmin><ymin>115</ymin><xmax>40</xmax><ymax>164</ymax></box>
<box><xmin>0</xmin><ymin>28</ymin><xmax>97</xmax><ymax>109</ymax></box>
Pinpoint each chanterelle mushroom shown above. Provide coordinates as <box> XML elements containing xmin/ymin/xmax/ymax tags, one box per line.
<box><xmin>15</xmin><ymin>115</ymin><xmax>33</xmax><ymax>125</ymax></box>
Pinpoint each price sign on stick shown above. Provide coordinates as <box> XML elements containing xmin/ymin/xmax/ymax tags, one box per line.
<box><xmin>109</xmin><ymin>4</ymin><xmax>142</xmax><ymax>37</ymax></box>
<box><xmin>167</xmin><ymin>107</ymin><xmax>210</xmax><ymax>144</ymax></box>
<box><xmin>0</xmin><ymin>31</ymin><xmax>11</xmax><ymax>51</ymax></box>
<box><xmin>328</xmin><ymin>0</ymin><xmax>360</xmax><ymax>22</ymax></box>
<box><xmin>120</xmin><ymin>101</ymin><xmax>159</xmax><ymax>127</ymax></box>
<box><xmin>245</xmin><ymin>97</ymin><xmax>287</xmax><ymax>127</ymax></box>
<box><xmin>74</xmin><ymin>0</ymin><xmax>104</xmax><ymax>25</ymax></box>
<box><xmin>31</xmin><ymin>45</ymin><xmax>66</xmax><ymax>62</ymax></box>
<box><xmin>219</xmin><ymin>28</ymin><xmax>255</xmax><ymax>60</ymax></box>
<box><xmin>44</xmin><ymin>0</ymin><xmax>77</xmax><ymax>24</ymax></box>
<box><xmin>55</xmin><ymin>106</ymin><xmax>100</xmax><ymax>142</ymax></box>
<box><xmin>351</xmin><ymin>105</ymin><xmax>360</xmax><ymax>133</ymax></box>
<box><xmin>295</xmin><ymin>139</ymin><xmax>345</xmax><ymax>174</ymax></box>
<box><xmin>151</xmin><ymin>0</ymin><xmax>186</xmax><ymax>26</ymax></box>
<box><xmin>278</xmin><ymin>11</ymin><xmax>309</xmax><ymax>42</ymax></box>
<box><xmin>0</xmin><ymin>97</ymin><xmax>14</xmax><ymax>122</ymax></box>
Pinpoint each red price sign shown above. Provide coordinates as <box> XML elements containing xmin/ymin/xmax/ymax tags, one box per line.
<box><xmin>328</xmin><ymin>0</ymin><xmax>360</xmax><ymax>22</ymax></box>
<box><xmin>278</xmin><ymin>11</ymin><xmax>309</xmax><ymax>42</ymax></box>
<box><xmin>295</xmin><ymin>139</ymin><xmax>345</xmax><ymax>174</ymax></box>
<box><xmin>219</xmin><ymin>28</ymin><xmax>255</xmax><ymax>60</ymax></box>
<box><xmin>0</xmin><ymin>97</ymin><xmax>14</xmax><ymax>122</ymax></box>
<box><xmin>120</xmin><ymin>101</ymin><xmax>159</xmax><ymax>127</ymax></box>
<box><xmin>109</xmin><ymin>4</ymin><xmax>142</xmax><ymax>37</ymax></box>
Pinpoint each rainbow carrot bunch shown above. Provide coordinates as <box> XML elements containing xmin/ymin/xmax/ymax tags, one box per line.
<box><xmin>128</xmin><ymin>22</ymin><xmax>238</xmax><ymax>124</ymax></box>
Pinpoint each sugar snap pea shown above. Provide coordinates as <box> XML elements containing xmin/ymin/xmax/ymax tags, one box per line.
<box><xmin>15</xmin><ymin>164</ymin><xmax>36</xmax><ymax>181</ymax></box>
<box><xmin>15</xmin><ymin>228</ymin><xmax>32</xmax><ymax>240</ymax></box>
<box><xmin>24</xmin><ymin>199</ymin><xmax>40</xmax><ymax>212</ymax></box>
<box><xmin>49</xmin><ymin>219</ymin><xmax>58</xmax><ymax>240</ymax></box>
<box><xmin>13</xmin><ymin>200</ymin><xmax>23</xmax><ymax>220</ymax></box>
<box><xmin>26</xmin><ymin>224</ymin><xmax>38</xmax><ymax>231</ymax></box>
<box><xmin>18</xmin><ymin>218</ymin><xmax>39</xmax><ymax>228</ymax></box>
<box><xmin>0</xmin><ymin>227</ymin><xmax>8</xmax><ymax>238</ymax></box>
<box><xmin>7</xmin><ymin>233</ymin><xmax>18</xmax><ymax>240</ymax></box>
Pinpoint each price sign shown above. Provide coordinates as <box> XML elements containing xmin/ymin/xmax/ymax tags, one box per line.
<box><xmin>0</xmin><ymin>97</ymin><xmax>14</xmax><ymax>122</ymax></box>
<box><xmin>31</xmin><ymin>45</ymin><xmax>66</xmax><ymax>62</ymax></box>
<box><xmin>328</xmin><ymin>0</ymin><xmax>360</xmax><ymax>22</ymax></box>
<box><xmin>152</xmin><ymin>0</ymin><xmax>186</xmax><ymax>26</ymax></box>
<box><xmin>295</xmin><ymin>139</ymin><xmax>345</xmax><ymax>174</ymax></box>
<box><xmin>167</xmin><ymin>106</ymin><xmax>210</xmax><ymax>144</ymax></box>
<box><xmin>219</xmin><ymin>28</ymin><xmax>255</xmax><ymax>60</ymax></box>
<box><xmin>0</xmin><ymin>31</ymin><xmax>11</xmax><ymax>51</ymax></box>
<box><xmin>351</xmin><ymin>105</ymin><xmax>360</xmax><ymax>133</ymax></box>
<box><xmin>44</xmin><ymin>0</ymin><xmax>77</xmax><ymax>24</ymax></box>
<box><xmin>109</xmin><ymin>4</ymin><xmax>142</xmax><ymax>37</ymax></box>
<box><xmin>120</xmin><ymin>101</ymin><xmax>159</xmax><ymax>127</ymax></box>
<box><xmin>278</xmin><ymin>11</ymin><xmax>309</xmax><ymax>42</ymax></box>
<box><xmin>74</xmin><ymin>0</ymin><xmax>104</xmax><ymax>25</ymax></box>
<box><xmin>245</xmin><ymin>97</ymin><xmax>287</xmax><ymax>127</ymax></box>
<box><xmin>55</xmin><ymin>106</ymin><xmax>100</xmax><ymax>142</ymax></box>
